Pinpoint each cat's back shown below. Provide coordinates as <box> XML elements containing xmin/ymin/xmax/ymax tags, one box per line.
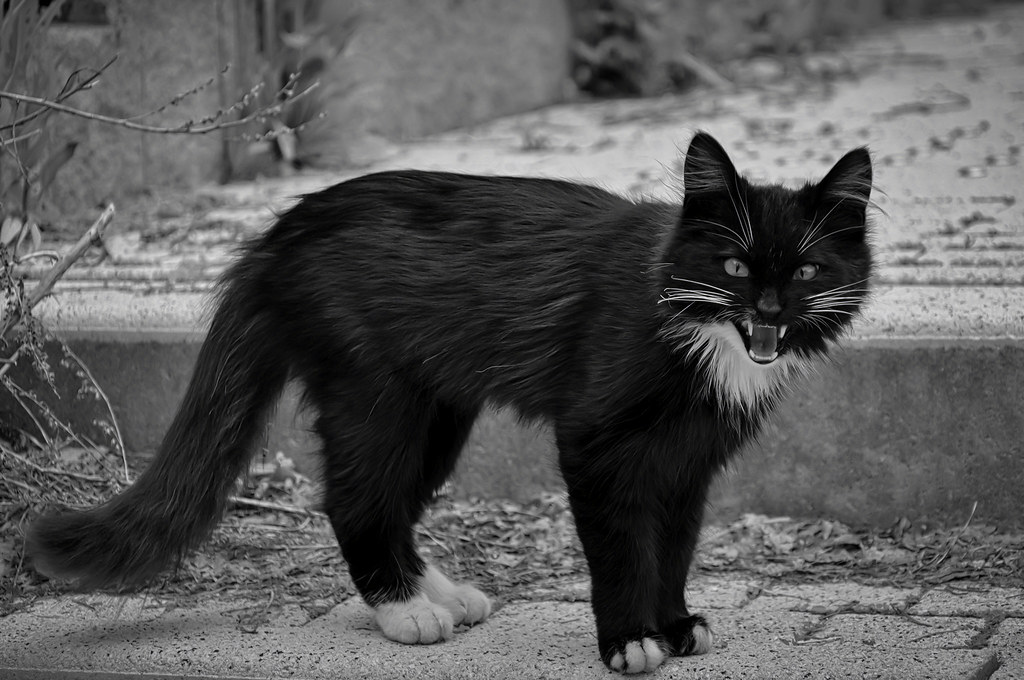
<box><xmin>240</xmin><ymin>170</ymin><xmax>676</xmax><ymax>411</ymax></box>
<box><xmin>263</xmin><ymin>169</ymin><xmax>669</xmax><ymax>293</ymax></box>
<box><xmin>286</xmin><ymin>169</ymin><xmax>631</xmax><ymax>239</ymax></box>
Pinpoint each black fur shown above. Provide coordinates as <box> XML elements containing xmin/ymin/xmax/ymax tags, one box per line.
<box><xmin>27</xmin><ymin>132</ymin><xmax>873</xmax><ymax>672</ymax></box>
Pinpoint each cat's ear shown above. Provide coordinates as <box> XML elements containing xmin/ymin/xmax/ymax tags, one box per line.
<box><xmin>816</xmin><ymin>147</ymin><xmax>873</xmax><ymax>224</ymax></box>
<box><xmin>682</xmin><ymin>131</ymin><xmax>740</xmax><ymax>198</ymax></box>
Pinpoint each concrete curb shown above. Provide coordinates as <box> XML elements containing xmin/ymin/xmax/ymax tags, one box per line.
<box><xmin>5</xmin><ymin>283</ymin><xmax>1019</xmax><ymax>528</ymax></box>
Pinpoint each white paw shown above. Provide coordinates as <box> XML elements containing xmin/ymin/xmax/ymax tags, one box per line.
<box><xmin>608</xmin><ymin>638</ymin><xmax>667</xmax><ymax>674</ymax></box>
<box><xmin>690</xmin><ymin>620</ymin><xmax>714</xmax><ymax>655</ymax></box>
<box><xmin>419</xmin><ymin>564</ymin><xmax>492</xmax><ymax>627</ymax></box>
<box><xmin>374</xmin><ymin>595</ymin><xmax>454</xmax><ymax>644</ymax></box>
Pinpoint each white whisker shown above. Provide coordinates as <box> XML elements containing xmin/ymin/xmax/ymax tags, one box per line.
<box><xmin>803</xmin><ymin>279</ymin><xmax>871</xmax><ymax>299</ymax></box>
<box><xmin>799</xmin><ymin>224</ymin><xmax>866</xmax><ymax>253</ymax></box>
<box><xmin>805</xmin><ymin>295</ymin><xmax>867</xmax><ymax>304</ymax></box>
<box><xmin>688</xmin><ymin>218</ymin><xmax>749</xmax><ymax>250</ymax></box>
<box><xmin>737</xmin><ymin>186</ymin><xmax>754</xmax><ymax>249</ymax></box>
<box><xmin>803</xmin><ymin>307</ymin><xmax>856</xmax><ymax>316</ymax></box>
<box><xmin>668</xmin><ymin>277</ymin><xmax>737</xmax><ymax>297</ymax></box>
<box><xmin>724</xmin><ymin>183</ymin><xmax>754</xmax><ymax>249</ymax></box>
<box><xmin>797</xmin><ymin>199</ymin><xmax>847</xmax><ymax>253</ymax></box>
<box><xmin>660</xmin><ymin>292</ymin><xmax>732</xmax><ymax>306</ymax></box>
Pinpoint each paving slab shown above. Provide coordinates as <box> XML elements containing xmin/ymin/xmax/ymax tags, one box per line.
<box><xmin>990</xmin><ymin>617</ymin><xmax>1024</xmax><ymax>680</ymax></box>
<box><xmin>2</xmin><ymin>572</ymin><xmax>1015</xmax><ymax>680</ymax></box>
<box><xmin>743</xmin><ymin>582</ymin><xmax>920</xmax><ymax>615</ymax></box>
<box><xmin>910</xmin><ymin>586</ymin><xmax>1024</xmax><ymax>619</ymax></box>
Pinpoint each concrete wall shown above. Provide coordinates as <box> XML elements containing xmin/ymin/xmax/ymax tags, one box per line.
<box><xmin>42</xmin><ymin>0</ymin><xmax>573</xmax><ymax>208</ymax></box>
<box><xmin>47</xmin><ymin>0</ymin><xmax>256</xmax><ymax>212</ymax></box>
<box><xmin>310</xmin><ymin>0</ymin><xmax>573</xmax><ymax>166</ymax></box>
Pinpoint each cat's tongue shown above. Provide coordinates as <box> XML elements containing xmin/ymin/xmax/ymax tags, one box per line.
<box><xmin>748</xmin><ymin>324</ymin><xmax>779</xmax><ymax>363</ymax></box>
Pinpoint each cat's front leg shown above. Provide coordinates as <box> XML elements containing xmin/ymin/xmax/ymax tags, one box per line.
<box><xmin>657</xmin><ymin>475</ymin><xmax>715</xmax><ymax>657</ymax></box>
<box><xmin>558</xmin><ymin>435</ymin><xmax>671</xmax><ymax>674</ymax></box>
<box><xmin>661</xmin><ymin>614</ymin><xmax>714</xmax><ymax>657</ymax></box>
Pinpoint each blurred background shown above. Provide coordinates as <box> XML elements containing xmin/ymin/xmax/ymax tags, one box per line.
<box><xmin>2</xmin><ymin>0</ymin><xmax>1002</xmax><ymax>221</ymax></box>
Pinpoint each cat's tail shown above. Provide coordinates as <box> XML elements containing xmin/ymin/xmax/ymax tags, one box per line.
<box><xmin>27</xmin><ymin>259</ymin><xmax>289</xmax><ymax>589</ymax></box>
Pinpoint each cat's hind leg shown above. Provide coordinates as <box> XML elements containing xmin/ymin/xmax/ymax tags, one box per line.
<box><xmin>413</xmin><ymin>402</ymin><xmax>490</xmax><ymax>629</ymax></box>
<box><xmin>310</xmin><ymin>371</ymin><xmax>487</xmax><ymax>644</ymax></box>
<box><xmin>419</xmin><ymin>563</ymin><xmax>491</xmax><ymax>627</ymax></box>
<box><xmin>371</xmin><ymin>565</ymin><xmax>491</xmax><ymax>644</ymax></box>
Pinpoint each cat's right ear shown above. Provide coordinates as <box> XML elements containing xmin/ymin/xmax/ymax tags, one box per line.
<box><xmin>682</xmin><ymin>131</ymin><xmax>739</xmax><ymax>198</ymax></box>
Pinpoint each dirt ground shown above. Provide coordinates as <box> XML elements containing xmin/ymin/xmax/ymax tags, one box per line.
<box><xmin>2</xmin><ymin>447</ymin><xmax>1021</xmax><ymax>625</ymax></box>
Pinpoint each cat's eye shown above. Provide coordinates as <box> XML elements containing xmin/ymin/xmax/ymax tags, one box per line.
<box><xmin>723</xmin><ymin>257</ymin><xmax>750</xmax><ymax>278</ymax></box>
<box><xmin>793</xmin><ymin>263</ymin><xmax>819</xmax><ymax>281</ymax></box>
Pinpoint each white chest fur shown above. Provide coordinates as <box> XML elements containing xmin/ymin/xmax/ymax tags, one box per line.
<box><xmin>674</xmin><ymin>322</ymin><xmax>815</xmax><ymax>412</ymax></box>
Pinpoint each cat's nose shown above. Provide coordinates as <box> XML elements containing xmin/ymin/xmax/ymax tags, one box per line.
<box><xmin>756</xmin><ymin>289</ymin><xmax>782</xmax><ymax>318</ymax></box>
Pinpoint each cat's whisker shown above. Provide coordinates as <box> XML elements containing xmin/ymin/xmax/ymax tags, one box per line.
<box><xmin>660</xmin><ymin>293</ymin><xmax>732</xmax><ymax>307</ymax></box>
<box><xmin>798</xmin><ymin>224</ymin><xmax>866</xmax><ymax>253</ymax></box>
<box><xmin>804</xmin><ymin>298</ymin><xmax>860</xmax><ymax>308</ymax></box>
<box><xmin>724</xmin><ymin>184</ymin><xmax>754</xmax><ymax>249</ymax></box>
<box><xmin>803</xmin><ymin>290</ymin><xmax>871</xmax><ymax>302</ymax></box>
<box><xmin>802</xmin><ymin>279</ymin><xmax>871</xmax><ymax>299</ymax></box>
<box><xmin>737</xmin><ymin>186</ymin><xmax>755</xmax><ymax>249</ymax></box>
<box><xmin>797</xmin><ymin>198</ymin><xmax>847</xmax><ymax>253</ymax></box>
<box><xmin>804</xmin><ymin>296</ymin><xmax>866</xmax><ymax>307</ymax></box>
<box><xmin>668</xmin><ymin>277</ymin><xmax>737</xmax><ymax>297</ymax></box>
<box><xmin>803</xmin><ymin>307</ymin><xmax>857</xmax><ymax>316</ymax></box>
<box><xmin>688</xmin><ymin>219</ymin><xmax>749</xmax><ymax>250</ymax></box>
<box><xmin>661</xmin><ymin>289</ymin><xmax>732</xmax><ymax>301</ymax></box>
<box><xmin>797</xmin><ymin>314</ymin><xmax>840</xmax><ymax>335</ymax></box>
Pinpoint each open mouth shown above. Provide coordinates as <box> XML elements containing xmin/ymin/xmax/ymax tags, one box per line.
<box><xmin>736</xmin><ymin>321</ymin><xmax>787</xmax><ymax>364</ymax></box>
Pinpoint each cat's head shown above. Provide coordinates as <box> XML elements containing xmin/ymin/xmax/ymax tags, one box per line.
<box><xmin>660</xmin><ymin>131</ymin><xmax>873</xmax><ymax>378</ymax></box>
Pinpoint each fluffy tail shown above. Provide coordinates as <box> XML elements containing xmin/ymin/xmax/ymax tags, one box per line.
<box><xmin>27</xmin><ymin>266</ymin><xmax>289</xmax><ymax>589</ymax></box>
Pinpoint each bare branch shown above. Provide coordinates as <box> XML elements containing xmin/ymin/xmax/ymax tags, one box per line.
<box><xmin>0</xmin><ymin>55</ymin><xmax>117</xmax><ymax>133</ymax></box>
<box><xmin>62</xmin><ymin>344</ymin><xmax>129</xmax><ymax>482</ymax></box>
<box><xmin>1</xmin><ymin>127</ymin><xmax>40</xmax><ymax>146</ymax></box>
<box><xmin>0</xmin><ymin>203</ymin><xmax>114</xmax><ymax>340</ymax></box>
<box><xmin>0</xmin><ymin>444</ymin><xmax>108</xmax><ymax>482</ymax></box>
<box><xmin>229</xmin><ymin>495</ymin><xmax>325</xmax><ymax>517</ymax></box>
<box><xmin>26</xmin><ymin>202</ymin><xmax>113</xmax><ymax>308</ymax></box>
<box><xmin>0</xmin><ymin>81</ymin><xmax>320</xmax><ymax>136</ymax></box>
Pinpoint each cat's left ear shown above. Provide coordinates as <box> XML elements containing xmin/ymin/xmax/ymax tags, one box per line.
<box><xmin>682</xmin><ymin>131</ymin><xmax>740</xmax><ymax>197</ymax></box>
<box><xmin>816</xmin><ymin>147</ymin><xmax>873</xmax><ymax>224</ymax></box>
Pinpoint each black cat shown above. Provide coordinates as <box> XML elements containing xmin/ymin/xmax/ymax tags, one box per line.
<box><xmin>28</xmin><ymin>132</ymin><xmax>873</xmax><ymax>674</ymax></box>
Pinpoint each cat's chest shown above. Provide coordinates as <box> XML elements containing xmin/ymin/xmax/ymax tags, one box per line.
<box><xmin>680</xmin><ymin>322</ymin><xmax>816</xmax><ymax>415</ymax></box>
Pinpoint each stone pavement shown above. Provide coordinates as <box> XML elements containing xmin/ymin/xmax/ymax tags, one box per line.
<box><xmin>1</xmin><ymin>573</ymin><xmax>1021</xmax><ymax>678</ymax></box>
<box><xmin>1</xmin><ymin>6</ymin><xmax>1023</xmax><ymax>680</ymax></box>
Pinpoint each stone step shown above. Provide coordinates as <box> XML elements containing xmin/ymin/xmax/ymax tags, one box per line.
<box><xmin>8</xmin><ymin>283</ymin><xmax>1021</xmax><ymax>529</ymax></box>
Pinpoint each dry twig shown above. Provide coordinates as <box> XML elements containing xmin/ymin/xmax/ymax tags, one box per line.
<box><xmin>0</xmin><ymin>202</ymin><xmax>115</xmax><ymax>345</ymax></box>
<box><xmin>0</xmin><ymin>444</ymin><xmax>106</xmax><ymax>482</ymax></box>
<box><xmin>229</xmin><ymin>495</ymin><xmax>325</xmax><ymax>518</ymax></box>
<box><xmin>0</xmin><ymin>81</ymin><xmax>320</xmax><ymax>136</ymax></box>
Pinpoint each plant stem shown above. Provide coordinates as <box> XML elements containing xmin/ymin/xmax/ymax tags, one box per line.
<box><xmin>229</xmin><ymin>495</ymin><xmax>325</xmax><ymax>518</ymax></box>
<box><xmin>0</xmin><ymin>82</ymin><xmax>319</xmax><ymax>136</ymax></box>
<box><xmin>62</xmin><ymin>344</ymin><xmax>129</xmax><ymax>483</ymax></box>
<box><xmin>0</xmin><ymin>203</ymin><xmax>114</xmax><ymax>381</ymax></box>
<box><xmin>0</xmin><ymin>445</ymin><xmax>108</xmax><ymax>482</ymax></box>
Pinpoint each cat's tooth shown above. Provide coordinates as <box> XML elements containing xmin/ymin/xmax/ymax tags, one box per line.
<box><xmin>779</xmin><ymin>324</ymin><xmax>788</xmax><ymax>340</ymax></box>
<box><xmin>744</xmin><ymin>320</ymin><xmax>753</xmax><ymax>337</ymax></box>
